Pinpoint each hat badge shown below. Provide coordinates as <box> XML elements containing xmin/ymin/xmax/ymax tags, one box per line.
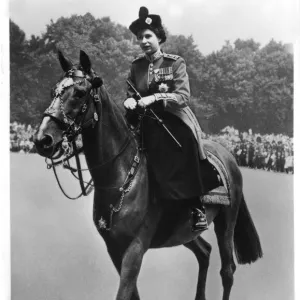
<box><xmin>145</xmin><ymin>17</ymin><xmax>152</xmax><ymax>25</ymax></box>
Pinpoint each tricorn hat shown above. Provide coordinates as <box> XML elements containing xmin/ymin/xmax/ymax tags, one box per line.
<box><xmin>129</xmin><ymin>7</ymin><xmax>166</xmax><ymax>43</ymax></box>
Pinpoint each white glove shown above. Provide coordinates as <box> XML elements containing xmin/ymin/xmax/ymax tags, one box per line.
<box><xmin>124</xmin><ymin>98</ymin><xmax>137</xmax><ymax>110</ymax></box>
<box><xmin>138</xmin><ymin>95</ymin><xmax>156</xmax><ymax>108</ymax></box>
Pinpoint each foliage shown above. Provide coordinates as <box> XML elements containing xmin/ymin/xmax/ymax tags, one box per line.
<box><xmin>196</xmin><ymin>39</ymin><xmax>293</xmax><ymax>134</ymax></box>
<box><xmin>10</xmin><ymin>15</ymin><xmax>293</xmax><ymax>135</ymax></box>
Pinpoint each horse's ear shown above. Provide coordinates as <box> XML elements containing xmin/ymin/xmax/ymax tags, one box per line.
<box><xmin>80</xmin><ymin>50</ymin><xmax>92</xmax><ymax>73</ymax></box>
<box><xmin>57</xmin><ymin>50</ymin><xmax>73</xmax><ymax>72</ymax></box>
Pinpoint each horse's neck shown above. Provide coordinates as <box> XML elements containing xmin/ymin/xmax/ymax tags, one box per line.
<box><xmin>82</xmin><ymin>87</ymin><xmax>136</xmax><ymax>187</ymax></box>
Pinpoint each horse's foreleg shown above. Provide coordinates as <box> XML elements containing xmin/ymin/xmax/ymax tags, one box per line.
<box><xmin>214</xmin><ymin>211</ymin><xmax>237</xmax><ymax>300</ymax></box>
<box><xmin>184</xmin><ymin>236</ymin><xmax>212</xmax><ymax>300</ymax></box>
<box><xmin>107</xmin><ymin>246</ymin><xmax>140</xmax><ymax>300</ymax></box>
<box><xmin>116</xmin><ymin>235</ymin><xmax>149</xmax><ymax>300</ymax></box>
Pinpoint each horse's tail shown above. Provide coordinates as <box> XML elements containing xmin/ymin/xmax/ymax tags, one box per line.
<box><xmin>234</xmin><ymin>193</ymin><xmax>263</xmax><ymax>264</ymax></box>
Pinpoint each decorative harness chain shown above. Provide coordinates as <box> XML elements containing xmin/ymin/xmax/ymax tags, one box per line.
<box><xmin>43</xmin><ymin>69</ymin><xmax>141</xmax><ymax>231</ymax></box>
<box><xmin>98</xmin><ymin>152</ymin><xmax>141</xmax><ymax>231</ymax></box>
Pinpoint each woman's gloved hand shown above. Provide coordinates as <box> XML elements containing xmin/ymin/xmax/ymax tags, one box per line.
<box><xmin>124</xmin><ymin>98</ymin><xmax>137</xmax><ymax>110</ymax></box>
<box><xmin>138</xmin><ymin>95</ymin><xmax>156</xmax><ymax>108</ymax></box>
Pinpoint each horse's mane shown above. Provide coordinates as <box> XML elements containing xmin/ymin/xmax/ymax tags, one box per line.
<box><xmin>98</xmin><ymin>85</ymin><xmax>129</xmax><ymax>133</ymax></box>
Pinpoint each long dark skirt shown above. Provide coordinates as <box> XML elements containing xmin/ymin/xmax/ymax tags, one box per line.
<box><xmin>141</xmin><ymin>110</ymin><xmax>206</xmax><ymax>200</ymax></box>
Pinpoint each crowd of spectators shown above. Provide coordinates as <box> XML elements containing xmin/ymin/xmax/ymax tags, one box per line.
<box><xmin>10</xmin><ymin>122</ymin><xmax>36</xmax><ymax>153</ymax></box>
<box><xmin>10</xmin><ymin>122</ymin><xmax>294</xmax><ymax>174</ymax></box>
<box><xmin>205</xmin><ymin>126</ymin><xmax>294</xmax><ymax>174</ymax></box>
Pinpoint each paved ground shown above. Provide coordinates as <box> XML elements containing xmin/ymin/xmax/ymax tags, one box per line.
<box><xmin>11</xmin><ymin>154</ymin><xmax>294</xmax><ymax>300</ymax></box>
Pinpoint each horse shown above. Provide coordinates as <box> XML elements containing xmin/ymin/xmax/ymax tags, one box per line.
<box><xmin>34</xmin><ymin>50</ymin><xmax>262</xmax><ymax>300</ymax></box>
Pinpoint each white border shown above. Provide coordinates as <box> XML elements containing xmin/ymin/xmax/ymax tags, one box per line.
<box><xmin>0</xmin><ymin>0</ymin><xmax>11</xmax><ymax>299</ymax></box>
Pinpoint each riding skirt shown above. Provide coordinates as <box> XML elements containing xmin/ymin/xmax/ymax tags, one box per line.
<box><xmin>141</xmin><ymin>104</ymin><xmax>206</xmax><ymax>200</ymax></box>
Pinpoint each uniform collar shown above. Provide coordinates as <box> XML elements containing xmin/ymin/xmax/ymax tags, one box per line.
<box><xmin>145</xmin><ymin>49</ymin><xmax>163</xmax><ymax>63</ymax></box>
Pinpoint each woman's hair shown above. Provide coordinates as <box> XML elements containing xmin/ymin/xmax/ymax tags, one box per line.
<box><xmin>153</xmin><ymin>27</ymin><xmax>166</xmax><ymax>44</ymax></box>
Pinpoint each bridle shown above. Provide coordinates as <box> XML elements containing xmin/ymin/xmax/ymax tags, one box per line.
<box><xmin>44</xmin><ymin>68</ymin><xmax>101</xmax><ymax>142</ymax></box>
<box><xmin>43</xmin><ymin>68</ymin><xmax>104</xmax><ymax>199</ymax></box>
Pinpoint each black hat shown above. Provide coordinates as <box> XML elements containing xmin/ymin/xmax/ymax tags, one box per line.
<box><xmin>129</xmin><ymin>7</ymin><xmax>166</xmax><ymax>43</ymax></box>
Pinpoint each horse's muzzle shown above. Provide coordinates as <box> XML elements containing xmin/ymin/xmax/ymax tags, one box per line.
<box><xmin>33</xmin><ymin>133</ymin><xmax>57</xmax><ymax>158</ymax></box>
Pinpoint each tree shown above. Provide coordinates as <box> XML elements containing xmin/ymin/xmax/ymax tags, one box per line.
<box><xmin>195</xmin><ymin>39</ymin><xmax>293</xmax><ymax>134</ymax></box>
<box><xmin>10</xmin><ymin>17</ymin><xmax>293</xmax><ymax>135</ymax></box>
<box><xmin>251</xmin><ymin>40</ymin><xmax>293</xmax><ymax>134</ymax></box>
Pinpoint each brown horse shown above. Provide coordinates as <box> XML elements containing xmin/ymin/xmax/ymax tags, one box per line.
<box><xmin>34</xmin><ymin>50</ymin><xmax>262</xmax><ymax>300</ymax></box>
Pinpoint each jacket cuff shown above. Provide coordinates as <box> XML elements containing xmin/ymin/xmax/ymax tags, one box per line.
<box><xmin>154</xmin><ymin>93</ymin><xmax>178</xmax><ymax>107</ymax></box>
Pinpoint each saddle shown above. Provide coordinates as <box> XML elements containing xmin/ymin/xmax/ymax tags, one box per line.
<box><xmin>201</xmin><ymin>151</ymin><xmax>231</xmax><ymax>206</ymax></box>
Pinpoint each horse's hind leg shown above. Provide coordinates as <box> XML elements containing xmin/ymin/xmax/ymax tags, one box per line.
<box><xmin>107</xmin><ymin>245</ymin><xmax>140</xmax><ymax>300</ymax></box>
<box><xmin>214</xmin><ymin>209</ymin><xmax>237</xmax><ymax>300</ymax></box>
<box><xmin>184</xmin><ymin>236</ymin><xmax>212</xmax><ymax>300</ymax></box>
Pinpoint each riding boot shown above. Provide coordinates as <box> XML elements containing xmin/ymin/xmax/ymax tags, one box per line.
<box><xmin>189</xmin><ymin>198</ymin><xmax>208</xmax><ymax>232</ymax></box>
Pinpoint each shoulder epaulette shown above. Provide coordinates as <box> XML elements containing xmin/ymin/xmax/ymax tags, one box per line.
<box><xmin>163</xmin><ymin>53</ymin><xmax>181</xmax><ymax>60</ymax></box>
<box><xmin>132</xmin><ymin>54</ymin><xmax>145</xmax><ymax>63</ymax></box>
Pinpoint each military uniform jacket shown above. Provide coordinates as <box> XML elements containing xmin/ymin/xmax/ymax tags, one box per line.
<box><xmin>127</xmin><ymin>52</ymin><xmax>206</xmax><ymax>159</ymax></box>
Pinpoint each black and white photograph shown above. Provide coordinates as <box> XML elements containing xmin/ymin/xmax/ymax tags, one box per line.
<box><xmin>2</xmin><ymin>0</ymin><xmax>299</xmax><ymax>299</ymax></box>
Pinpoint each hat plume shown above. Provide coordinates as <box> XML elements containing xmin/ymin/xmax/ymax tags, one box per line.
<box><xmin>139</xmin><ymin>6</ymin><xmax>149</xmax><ymax>19</ymax></box>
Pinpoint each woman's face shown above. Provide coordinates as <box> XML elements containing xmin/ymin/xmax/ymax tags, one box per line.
<box><xmin>137</xmin><ymin>29</ymin><xmax>161</xmax><ymax>55</ymax></box>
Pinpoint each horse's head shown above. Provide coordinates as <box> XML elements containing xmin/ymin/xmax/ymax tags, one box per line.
<box><xmin>34</xmin><ymin>50</ymin><xmax>103</xmax><ymax>158</ymax></box>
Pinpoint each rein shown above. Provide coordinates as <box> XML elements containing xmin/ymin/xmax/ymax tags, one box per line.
<box><xmin>45</xmin><ymin>135</ymin><xmax>133</xmax><ymax>199</ymax></box>
<box><xmin>49</xmin><ymin>144</ymin><xmax>94</xmax><ymax>200</ymax></box>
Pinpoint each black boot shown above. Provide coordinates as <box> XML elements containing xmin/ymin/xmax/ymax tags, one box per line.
<box><xmin>191</xmin><ymin>206</ymin><xmax>208</xmax><ymax>232</ymax></box>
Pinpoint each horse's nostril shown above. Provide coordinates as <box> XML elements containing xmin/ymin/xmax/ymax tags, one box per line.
<box><xmin>41</xmin><ymin>134</ymin><xmax>54</xmax><ymax>148</ymax></box>
<box><xmin>33</xmin><ymin>133</ymin><xmax>56</xmax><ymax>157</ymax></box>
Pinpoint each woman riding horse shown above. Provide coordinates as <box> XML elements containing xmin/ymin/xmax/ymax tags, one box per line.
<box><xmin>124</xmin><ymin>7</ymin><xmax>221</xmax><ymax>231</ymax></box>
<box><xmin>33</xmin><ymin>48</ymin><xmax>262</xmax><ymax>300</ymax></box>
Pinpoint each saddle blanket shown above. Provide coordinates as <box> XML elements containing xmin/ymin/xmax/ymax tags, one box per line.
<box><xmin>201</xmin><ymin>151</ymin><xmax>231</xmax><ymax>206</ymax></box>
